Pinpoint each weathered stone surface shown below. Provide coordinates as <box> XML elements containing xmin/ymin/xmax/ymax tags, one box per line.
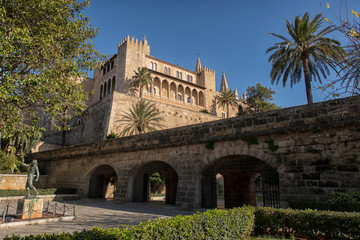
<box><xmin>30</xmin><ymin>96</ymin><xmax>360</xmax><ymax>209</ymax></box>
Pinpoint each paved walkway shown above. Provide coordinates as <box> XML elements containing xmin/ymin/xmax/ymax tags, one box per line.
<box><xmin>0</xmin><ymin>199</ymin><xmax>194</xmax><ymax>239</ymax></box>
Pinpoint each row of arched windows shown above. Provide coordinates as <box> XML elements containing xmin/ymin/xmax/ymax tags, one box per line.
<box><xmin>99</xmin><ymin>76</ymin><xmax>116</xmax><ymax>100</ymax></box>
<box><xmin>150</xmin><ymin>61</ymin><xmax>197</xmax><ymax>84</ymax></box>
<box><xmin>150</xmin><ymin>62</ymin><xmax>157</xmax><ymax>71</ymax></box>
<box><xmin>102</xmin><ymin>60</ymin><xmax>114</xmax><ymax>76</ymax></box>
<box><xmin>146</xmin><ymin>77</ymin><xmax>205</xmax><ymax>107</ymax></box>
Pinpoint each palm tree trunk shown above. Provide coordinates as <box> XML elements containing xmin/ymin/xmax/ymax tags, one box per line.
<box><xmin>139</xmin><ymin>86</ymin><xmax>143</xmax><ymax>98</ymax></box>
<box><xmin>226</xmin><ymin>103</ymin><xmax>229</xmax><ymax>118</ymax></box>
<box><xmin>302</xmin><ymin>57</ymin><xmax>313</xmax><ymax>104</ymax></box>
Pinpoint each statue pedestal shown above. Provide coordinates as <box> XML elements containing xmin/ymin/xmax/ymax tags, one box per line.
<box><xmin>16</xmin><ymin>198</ymin><xmax>43</xmax><ymax>219</ymax></box>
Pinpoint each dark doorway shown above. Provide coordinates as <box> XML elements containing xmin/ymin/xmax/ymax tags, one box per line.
<box><xmin>88</xmin><ymin>165</ymin><xmax>117</xmax><ymax>199</ymax></box>
<box><xmin>133</xmin><ymin>161</ymin><xmax>178</xmax><ymax>205</ymax></box>
<box><xmin>201</xmin><ymin>155</ymin><xmax>279</xmax><ymax>208</ymax></box>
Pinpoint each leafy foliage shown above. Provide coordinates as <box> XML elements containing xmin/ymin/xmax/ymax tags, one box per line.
<box><xmin>106</xmin><ymin>132</ymin><xmax>121</xmax><ymax>139</ymax></box>
<box><xmin>0</xmin><ymin>0</ymin><xmax>104</xmax><ymax>151</ymax></box>
<box><xmin>0</xmin><ymin>188</ymin><xmax>77</xmax><ymax>197</ymax></box>
<box><xmin>130</xmin><ymin>67</ymin><xmax>152</xmax><ymax>98</ymax></box>
<box><xmin>320</xmin><ymin>4</ymin><xmax>360</xmax><ymax>96</ymax></box>
<box><xmin>117</xmin><ymin>99</ymin><xmax>164</xmax><ymax>136</ymax></box>
<box><xmin>244</xmin><ymin>83</ymin><xmax>281</xmax><ymax>114</ymax></box>
<box><xmin>0</xmin><ymin>150</ymin><xmax>22</xmax><ymax>173</ymax></box>
<box><xmin>267</xmin><ymin>12</ymin><xmax>346</xmax><ymax>104</ymax></box>
<box><xmin>3</xmin><ymin>207</ymin><xmax>255</xmax><ymax>240</ymax></box>
<box><xmin>216</xmin><ymin>89</ymin><xmax>238</xmax><ymax>118</ymax></box>
<box><xmin>254</xmin><ymin>207</ymin><xmax>360</xmax><ymax>240</ymax></box>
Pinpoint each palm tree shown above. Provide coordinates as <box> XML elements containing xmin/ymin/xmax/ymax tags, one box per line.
<box><xmin>217</xmin><ymin>89</ymin><xmax>238</xmax><ymax>118</ymax></box>
<box><xmin>117</xmin><ymin>99</ymin><xmax>164</xmax><ymax>136</ymax></box>
<box><xmin>266</xmin><ymin>12</ymin><xmax>346</xmax><ymax>104</ymax></box>
<box><xmin>130</xmin><ymin>67</ymin><xmax>152</xmax><ymax>98</ymax></box>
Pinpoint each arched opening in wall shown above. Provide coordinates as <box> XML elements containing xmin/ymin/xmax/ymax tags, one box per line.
<box><xmin>154</xmin><ymin>77</ymin><xmax>161</xmax><ymax>96</ymax></box>
<box><xmin>100</xmin><ymin>84</ymin><xmax>103</xmax><ymax>100</ymax></box>
<box><xmin>88</xmin><ymin>165</ymin><xmax>117</xmax><ymax>199</ymax></box>
<box><xmin>192</xmin><ymin>89</ymin><xmax>198</xmax><ymax>105</ymax></box>
<box><xmin>161</xmin><ymin>80</ymin><xmax>169</xmax><ymax>99</ymax></box>
<box><xmin>107</xmin><ymin>79</ymin><xmax>111</xmax><ymax>94</ymax></box>
<box><xmin>178</xmin><ymin>85</ymin><xmax>184</xmax><ymax>102</ymax></box>
<box><xmin>185</xmin><ymin>87</ymin><xmax>191</xmax><ymax>104</ymax></box>
<box><xmin>201</xmin><ymin>155</ymin><xmax>279</xmax><ymax>209</ymax></box>
<box><xmin>216</xmin><ymin>173</ymin><xmax>225</xmax><ymax>208</ymax></box>
<box><xmin>112</xmin><ymin>76</ymin><xmax>115</xmax><ymax>92</ymax></box>
<box><xmin>133</xmin><ymin>161</ymin><xmax>178</xmax><ymax>205</ymax></box>
<box><xmin>103</xmin><ymin>82</ymin><xmax>107</xmax><ymax>97</ymax></box>
<box><xmin>170</xmin><ymin>82</ymin><xmax>176</xmax><ymax>100</ymax></box>
<box><xmin>199</xmin><ymin>91</ymin><xmax>205</xmax><ymax>107</ymax></box>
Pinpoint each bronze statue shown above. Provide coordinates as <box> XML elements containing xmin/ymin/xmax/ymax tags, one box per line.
<box><xmin>23</xmin><ymin>160</ymin><xmax>40</xmax><ymax>197</ymax></box>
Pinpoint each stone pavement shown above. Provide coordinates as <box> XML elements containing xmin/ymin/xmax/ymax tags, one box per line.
<box><xmin>0</xmin><ymin>199</ymin><xmax>194</xmax><ymax>239</ymax></box>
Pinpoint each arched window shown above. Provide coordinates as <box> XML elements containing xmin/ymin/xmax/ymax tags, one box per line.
<box><xmin>108</xmin><ymin>79</ymin><xmax>111</xmax><ymax>94</ymax></box>
<box><xmin>154</xmin><ymin>63</ymin><xmax>157</xmax><ymax>71</ymax></box>
<box><xmin>150</xmin><ymin>62</ymin><xmax>153</xmax><ymax>69</ymax></box>
<box><xmin>110</xmin><ymin>60</ymin><xmax>114</xmax><ymax>69</ymax></box>
<box><xmin>153</xmin><ymin>87</ymin><xmax>157</xmax><ymax>95</ymax></box>
<box><xmin>168</xmin><ymin>68</ymin><xmax>171</xmax><ymax>75</ymax></box>
<box><xmin>164</xmin><ymin>66</ymin><xmax>167</xmax><ymax>74</ymax></box>
<box><xmin>179</xmin><ymin>72</ymin><xmax>182</xmax><ymax>79</ymax></box>
<box><xmin>100</xmin><ymin>84</ymin><xmax>103</xmax><ymax>100</ymax></box>
<box><xmin>176</xmin><ymin>71</ymin><xmax>179</xmax><ymax>78</ymax></box>
<box><xmin>104</xmin><ymin>82</ymin><xmax>107</xmax><ymax>97</ymax></box>
<box><xmin>177</xmin><ymin>94</ymin><xmax>182</xmax><ymax>101</ymax></box>
<box><xmin>112</xmin><ymin>76</ymin><xmax>115</xmax><ymax>92</ymax></box>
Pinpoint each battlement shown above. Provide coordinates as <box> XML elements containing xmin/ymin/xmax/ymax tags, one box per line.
<box><xmin>118</xmin><ymin>35</ymin><xmax>149</xmax><ymax>48</ymax></box>
<box><xmin>202</xmin><ymin>66</ymin><xmax>215</xmax><ymax>74</ymax></box>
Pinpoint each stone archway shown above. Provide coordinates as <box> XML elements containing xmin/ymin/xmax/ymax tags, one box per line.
<box><xmin>88</xmin><ymin>165</ymin><xmax>117</xmax><ymax>199</ymax></box>
<box><xmin>133</xmin><ymin>161</ymin><xmax>178</xmax><ymax>204</ymax></box>
<box><xmin>201</xmin><ymin>155</ymin><xmax>279</xmax><ymax>208</ymax></box>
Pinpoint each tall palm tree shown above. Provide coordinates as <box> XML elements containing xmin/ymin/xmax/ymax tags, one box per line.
<box><xmin>217</xmin><ymin>89</ymin><xmax>238</xmax><ymax>118</ymax></box>
<box><xmin>117</xmin><ymin>99</ymin><xmax>164</xmax><ymax>136</ymax></box>
<box><xmin>130</xmin><ymin>67</ymin><xmax>152</xmax><ymax>98</ymax></box>
<box><xmin>266</xmin><ymin>12</ymin><xmax>346</xmax><ymax>104</ymax></box>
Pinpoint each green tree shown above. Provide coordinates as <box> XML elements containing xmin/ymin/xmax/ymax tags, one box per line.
<box><xmin>117</xmin><ymin>99</ymin><xmax>164</xmax><ymax>136</ymax></box>
<box><xmin>216</xmin><ymin>89</ymin><xmax>238</xmax><ymax>118</ymax></box>
<box><xmin>0</xmin><ymin>0</ymin><xmax>103</xmax><ymax>152</ymax></box>
<box><xmin>244</xmin><ymin>83</ymin><xmax>281</xmax><ymax>114</ymax></box>
<box><xmin>321</xmin><ymin>5</ymin><xmax>360</xmax><ymax>96</ymax></box>
<box><xmin>267</xmin><ymin>12</ymin><xmax>346</xmax><ymax>104</ymax></box>
<box><xmin>130</xmin><ymin>67</ymin><xmax>152</xmax><ymax>98</ymax></box>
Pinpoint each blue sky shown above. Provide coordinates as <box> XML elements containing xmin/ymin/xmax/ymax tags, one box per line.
<box><xmin>84</xmin><ymin>0</ymin><xmax>360</xmax><ymax>108</ymax></box>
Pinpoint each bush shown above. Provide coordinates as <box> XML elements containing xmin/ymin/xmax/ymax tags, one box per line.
<box><xmin>289</xmin><ymin>191</ymin><xmax>360</xmax><ymax>212</ymax></box>
<box><xmin>326</xmin><ymin>191</ymin><xmax>360</xmax><ymax>203</ymax></box>
<box><xmin>0</xmin><ymin>188</ymin><xmax>77</xmax><ymax>197</ymax></box>
<box><xmin>3</xmin><ymin>207</ymin><xmax>255</xmax><ymax>240</ymax></box>
<box><xmin>254</xmin><ymin>207</ymin><xmax>360</xmax><ymax>240</ymax></box>
<box><xmin>0</xmin><ymin>151</ymin><xmax>22</xmax><ymax>173</ymax></box>
<box><xmin>289</xmin><ymin>200</ymin><xmax>360</xmax><ymax>212</ymax></box>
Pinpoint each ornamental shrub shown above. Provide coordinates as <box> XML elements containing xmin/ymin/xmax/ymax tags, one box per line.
<box><xmin>254</xmin><ymin>207</ymin><xmax>360</xmax><ymax>240</ymax></box>
<box><xmin>3</xmin><ymin>207</ymin><xmax>255</xmax><ymax>240</ymax></box>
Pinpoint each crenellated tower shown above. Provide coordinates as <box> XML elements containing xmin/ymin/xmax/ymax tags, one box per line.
<box><xmin>116</xmin><ymin>35</ymin><xmax>150</xmax><ymax>94</ymax></box>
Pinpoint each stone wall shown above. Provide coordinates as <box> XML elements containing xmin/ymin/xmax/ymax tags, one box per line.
<box><xmin>30</xmin><ymin>96</ymin><xmax>360</xmax><ymax>209</ymax></box>
<box><xmin>0</xmin><ymin>174</ymin><xmax>48</xmax><ymax>190</ymax></box>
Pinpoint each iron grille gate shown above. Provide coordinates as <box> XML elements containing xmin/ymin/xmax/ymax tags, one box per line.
<box><xmin>201</xmin><ymin>155</ymin><xmax>280</xmax><ymax>208</ymax></box>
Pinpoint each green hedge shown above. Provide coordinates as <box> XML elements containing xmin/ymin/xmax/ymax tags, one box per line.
<box><xmin>0</xmin><ymin>188</ymin><xmax>77</xmax><ymax>197</ymax></box>
<box><xmin>4</xmin><ymin>207</ymin><xmax>255</xmax><ymax>240</ymax></box>
<box><xmin>289</xmin><ymin>200</ymin><xmax>360</xmax><ymax>212</ymax></box>
<box><xmin>254</xmin><ymin>207</ymin><xmax>360</xmax><ymax>240</ymax></box>
<box><xmin>3</xmin><ymin>206</ymin><xmax>360</xmax><ymax>240</ymax></box>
